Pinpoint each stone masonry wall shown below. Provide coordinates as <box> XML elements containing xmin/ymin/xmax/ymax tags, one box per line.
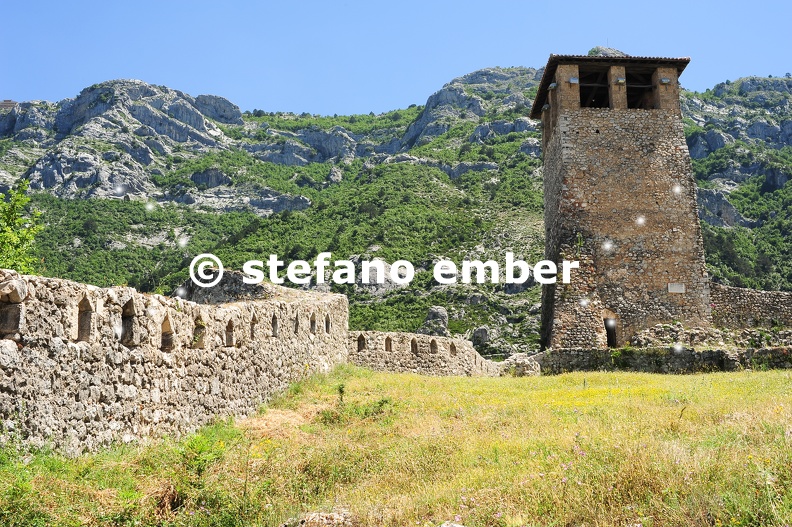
<box><xmin>348</xmin><ymin>331</ymin><xmax>500</xmax><ymax>377</ymax></box>
<box><xmin>710</xmin><ymin>282</ymin><xmax>792</xmax><ymax>329</ymax></box>
<box><xmin>543</xmin><ymin>252</ymin><xmax>609</xmax><ymax>349</ymax></box>
<box><xmin>538</xmin><ymin>346</ymin><xmax>792</xmax><ymax>374</ymax></box>
<box><xmin>542</xmin><ymin>107</ymin><xmax>710</xmax><ymax>348</ymax></box>
<box><xmin>0</xmin><ymin>268</ymin><xmax>500</xmax><ymax>454</ymax></box>
<box><xmin>0</xmin><ymin>269</ymin><xmax>349</xmax><ymax>455</ymax></box>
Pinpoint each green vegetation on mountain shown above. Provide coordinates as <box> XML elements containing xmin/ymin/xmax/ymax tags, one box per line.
<box><xmin>153</xmin><ymin>149</ymin><xmax>330</xmax><ymax>196</ymax></box>
<box><xmin>29</xmin><ymin>153</ymin><xmax>544</xmax><ymax>345</ymax></box>
<box><xmin>0</xmin><ymin>179</ymin><xmax>42</xmax><ymax>274</ymax></box>
<box><xmin>2</xmin><ymin>66</ymin><xmax>792</xmax><ymax>353</ymax></box>
<box><xmin>683</xmin><ymin>77</ymin><xmax>792</xmax><ymax>291</ymax></box>
<box><xmin>31</xmin><ymin>194</ymin><xmax>259</xmax><ymax>291</ymax></box>
<box><xmin>241</xmin><ymin>105</ymin><xmax>424</xmax><ymax>135</ymax></box>
<box><xmin>701</xmin><ymin>171</ymin><xmax>792</xmax><ymax>290</ymax></box>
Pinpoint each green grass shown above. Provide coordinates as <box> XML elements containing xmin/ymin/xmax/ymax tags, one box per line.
<box><xmin>2</xmin><ymin>366</ymin><xmax>791</xmax><ymax>526</ymax></box>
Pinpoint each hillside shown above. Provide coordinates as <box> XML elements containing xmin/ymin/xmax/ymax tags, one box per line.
<box><xmin>683</xmin><ymin>76</ymin><xmax>792</xmax><ymax>290</ymax></box>
<box><xmin>1</xmin><ymin>58</ymin><xmax>791</xmax><ymax>355</ymax></box>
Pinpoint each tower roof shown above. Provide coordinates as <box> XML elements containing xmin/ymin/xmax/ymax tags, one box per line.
<box><xmin>529</xmin><ymin>54</ymin><xmax>690</xmax><ymax>119</ymax></box>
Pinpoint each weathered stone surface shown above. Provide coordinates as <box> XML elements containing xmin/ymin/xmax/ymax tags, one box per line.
<box><xmin>401</xmin><ymin>67</ymin><xmax>541</xmax><ymax>148</ymax></box>
<box><xmin>469</xmin><ymin>118</ymin><xmax>537</xmax><ymax>142</ymax></box>
<box><xmin>168</xmin><ymin>185</ymin><xmax>311</xmax><ymax>217</ymax></box>
<box><xmin>538</xmin><ymin>345</ymin><xmax>792</xmax><ymax>374</ymax></box>
<box><xmin>403</xmin><ymin>85</ymin><xmax>485</xmax><ymax>147</ymax></box>
<box><xmin>296</xmin><ymin>126</ymin><xmax>357</xmax><ymax>161</ymax></box>
<box><xmin>500</xmin><ymin>352</ymin><xmax>541</xmax><ymax>376</ymax></box>
<box><xmin>190</xmin><ymin>167</ymin><xmax>232</xmax><ymax>188</ymax></box>
<box><xmin>0</xmin><ymin>277</ymin><xmax>27</xmax><ymax>303</ymax></box>
<box><xmin>697</xmin><ymin>188</ymin><xmax>758</xmax><ymax>228</ymax></box>
<box><xmin>26</xmin><ymin>144</ymin><xmax>155</xmax><ymax>199</ymax></box>
<box><xmin>519</xmin><ymin>137</ymin><xmax>542</xmax><ymax>157</ymax></box>
<box><xmin>0</xmin><ymin>339</ymin><xmax>19</xmax><ymax>370</ymax></box>
<box><xmin>349</xmin><ymin>331</ymin><xmax>499</xmax><ymax>377</ymax></box>
<box><xmin>0</xmin><ymin>268</ymin><xmax>494</xmax><ymax>454</ymax></box>
<box><xmin>710</xmin><ymin>282</ymin><xmax>792</xmax><ymax>330</ymax></box>
<box><xmin>243</xmin><ymin>138</ymin><xmax>315</xmax><ymax>166</ymax></box>
<box><xmin>631</xmin><ymin>321</ymin><xmax>792</xmax><ymax>349</ymax></box>
<box><xmin>327</xmin><ymin>165</ymin><xmax>344</xmax><ymax>183</ymax></box>
<box><xmin>1</xmin><ymin>80</ymin><xmax>316</xmax><ymax>217</ymax></box>
<box><xmin>193</xmin><ymin>94</ymin><xmax>243</xmax><ymax>125</ymax></box>
<box><xmin>0</xmin><ymin>269</ymin><xmax>349</xmax><ymax>454</ymax></box>
<box><xmin>416</xmin><ymin>306</ymin><xmax>450</xmax><ymax>337</ymax></box>
<box><xmin>472</xmin><ymin>326</ymin><xmax>490</xmax><ymax>346</ymax></box>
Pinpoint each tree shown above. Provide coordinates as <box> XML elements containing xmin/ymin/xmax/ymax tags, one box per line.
<box><xmin>0</xmin><ymin>179</ymin><xmax>42</xmax><ymax>273</ymax></box>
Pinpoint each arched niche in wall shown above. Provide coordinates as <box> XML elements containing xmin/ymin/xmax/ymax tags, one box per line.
<box><xmin>192</xmin><ymin>317</ymin><xmax>206</xmax><ymax>349</ymax></box>
<box><xmin>161</xmin><ymin>316</ymin><xmax>175</xmax><ymax>352</ymax></box>
<box><xmin>120</xmin><ymin>299</ymin><xmax>135</xmax><ymax>346</ymax></box>
<box><xmin>271</xmin><ymin>314</ymin><xmax>279</xmax><ymax>337</ymax></box>
<box><xmin>225</xmin><ymin>320</ymin><xmax>235</xmax><ymax>347</ymax></box>
<box><xmin>77</xmin><ymin>297</ymin><xmax>94</xmax><ymax>342</ymax></box>
<box><xmin>602</xmin><ymin>308</ymin><xmax>620</xmax><ymax>348</ymax></box>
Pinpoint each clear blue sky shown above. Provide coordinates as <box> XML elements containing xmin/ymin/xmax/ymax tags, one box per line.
<box><xmin>4</xmin><ymin>0</ymin><xmax>791</xmax><ymax>115</ymax></box>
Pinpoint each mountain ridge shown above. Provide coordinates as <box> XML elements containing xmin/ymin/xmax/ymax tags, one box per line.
<box><xmin>2</xmin><ymin>64</ymin><xmax>791</xmax><ymax>354</ymax></box>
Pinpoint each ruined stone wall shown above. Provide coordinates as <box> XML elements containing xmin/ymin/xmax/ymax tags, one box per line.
<box><xmin>538</xmin><ymin>346</ymin><xmax>792</xmax><ymax>374</ymax></box>
<box><xmin>0</xmin><ymin>270</ymin><xmax>349</xmax><ymax>454</ymax></box>
<box><xmin>542</xmin><ymin>107</ymin><xmax>710</xmax><ymax>348</ymax></box>
<box><xmin>348</xmin><ymin>331</ymin><xmax>500</xmax><ymax>377</ymax></box>
<box><xmin>710</xmin><ymin>282</ymin><xmax>792</xmax><ymax>329</ymax></box>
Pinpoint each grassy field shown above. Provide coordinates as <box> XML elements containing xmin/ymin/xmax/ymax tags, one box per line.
<box><xmin>1</xmin><ymin>366</ymin><xmax>791</xmax><ymax>526</ymax></box>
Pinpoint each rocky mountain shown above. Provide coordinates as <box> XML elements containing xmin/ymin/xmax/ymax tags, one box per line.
<box><xmin>0</xmin><ymin>69</ymin><xmax>541</xmax><ymax>216</ymax></box>
<box><xmin>682</xmin><ymin>77</ymin><xmax>792</xmax><ymax>225</ymax></box>
<box><xmin>2</xmin><ymin>57</ymin><xmax>791</xmax><ymax>355</ymax></box>
<box><xmin>0</xmin><ymin>80</ymin><xmax>308</xmax><ymax>215</ymax></box>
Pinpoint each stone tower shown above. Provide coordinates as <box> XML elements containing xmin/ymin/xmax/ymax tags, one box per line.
<box><xmin>531</xmin><ymin>54</ymin><xmax>710</xmax><ymax>349</ymax></box>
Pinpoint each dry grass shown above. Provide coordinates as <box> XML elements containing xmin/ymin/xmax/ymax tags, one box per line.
<box><xmin>1</xmin><ymin>365</ymin><xmax>791</xmax><ymax>526</ymax></box>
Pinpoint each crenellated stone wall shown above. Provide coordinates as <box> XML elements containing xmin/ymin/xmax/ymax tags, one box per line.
<box><xmin>5</xmin><ymin>262</ymin><xmax>791</xmax><ymax>455</ymax></box>
<box><xmin>0</xmin><ymin>269</ymin><xmax>496</xmax><ymax>454</ymax></box>
<box><xmin>0</xmin><ymin>269</ymin><xmax>350</xmax><ymax>454</ymax></box>
<box><xmin>348</xmin><ymin>331</ymin><xmax>500</xmax><ymax>377</ymax></box>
